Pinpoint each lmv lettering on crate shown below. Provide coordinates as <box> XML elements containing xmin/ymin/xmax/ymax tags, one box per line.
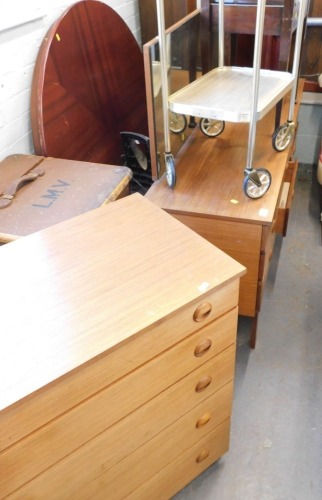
<box><xmin>32</xmin><ymin>180</ymin><xmax>71</xmax><ymax>208</ymax></box>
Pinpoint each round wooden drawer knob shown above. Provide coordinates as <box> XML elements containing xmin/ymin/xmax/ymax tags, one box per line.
<box><xmin>193</xmin><ymin>302</ymin><xmax>212</xmax><ymax>322</ymax></box>
<box><xmin>194</xmin><ymin>338</ymin><xmax>212</xmax><ymax>357</ymax></box>
<box><xmin>195</xmin><ymin>375</ymin><xmax>212</xmax><ymax>393</ymax></box>
<box><xmin>196</xmin><ymin>449</ymin><xmax>210</xmax><ymax>463</ymax></box>
<box><xmin>196</xmin><ymin>412</ymin><xmax>211</xmax><ymax>429</ymax></box>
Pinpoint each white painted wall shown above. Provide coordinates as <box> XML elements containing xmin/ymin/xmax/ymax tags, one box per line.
<box><xmin>296</xmin><ymin>93</ymin><xmax>322</xmax><ymax>165</ymax></box>
<box><xmin>0</xmin><ymin>0</ymin><xmax>140</xmax><ymax>161</ymax></box>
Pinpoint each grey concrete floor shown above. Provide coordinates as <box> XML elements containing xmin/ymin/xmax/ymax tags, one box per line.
<box><xmin>175</xmin><ymin>164</ymin><xmax>322</xmax><ymax>500</ymax></box>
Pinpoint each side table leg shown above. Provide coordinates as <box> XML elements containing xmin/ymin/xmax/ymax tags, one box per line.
<box><xmin>250</xmin><ymin>313</ymin><xmax>258</xmax><ymax>349</ymax></box>
<box><xmin>274</xmin><ymin>100</ymin><xmax>283</xmax><ymax>131</ymax></box>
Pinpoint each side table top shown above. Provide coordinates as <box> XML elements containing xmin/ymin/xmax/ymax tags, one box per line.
<box><xmin>146</xmin><ymin>82</ymin><xmax>303</xmax><ymax>225</ymax></box>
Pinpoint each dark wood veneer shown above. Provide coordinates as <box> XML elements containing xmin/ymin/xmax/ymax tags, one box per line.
<box><xmin>31</xmin><ymin>0</ymin><xmax>148</xmax><ymax>165</ymax></box>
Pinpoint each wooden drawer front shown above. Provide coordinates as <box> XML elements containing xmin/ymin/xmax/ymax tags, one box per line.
<box><xmin>257</xmin><ymin>160</ymin><xmax>298</xmax><ymax>310</ymax></box>
<box><xmin>256</xmin><ymin>221</ymin><xmax>276</xmax><ymax>312</ymax></box>
<box><xmin>74</xmin><ymin>384</ymin><xmax>233</xmax><ymax>499</ymax></box>
<box><xmin>127</xmin><ymin>418</ymin><xmax>231</xmax><ymax>500</ymax></box>
<box><xmin>276</xmin><ymin>160</ymin><xmax>298</xmax><ymax>236</ymax></box>
<box><xmin>2</xmin><ymin>343</ymin><xmax>236</xmax><ymax>497</ymax></box>
<box><xmin>1</xmin><ymin>279</ymin><xmax>239</xmax><ymax>453</ymax></box>
<box><xmin>258</xmin><ymin>219</ymin><xmax>276</xmax><ymax>281</ymax></box>
<box><xmin>19</xmin><ymin>383</ymin><xmax>233</xmax><ymax>500</ymax></box>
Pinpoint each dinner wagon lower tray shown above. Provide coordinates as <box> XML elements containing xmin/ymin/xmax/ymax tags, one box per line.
<box><xmin>168</xmin><ymin>66</ymin><xmax>294</xmax><ymax>123</ymax></box>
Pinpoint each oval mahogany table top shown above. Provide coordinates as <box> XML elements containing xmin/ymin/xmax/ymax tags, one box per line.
<box><xmin>31</xmin><ymin>0</ymin><xmax>148</xmax><ymax>165</ymax></box>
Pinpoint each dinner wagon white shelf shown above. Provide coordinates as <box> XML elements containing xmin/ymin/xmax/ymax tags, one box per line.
<box><xmin>168</xmin><ymin>67</ymin><xmax>294</xmax><ymax>123</ymax></box>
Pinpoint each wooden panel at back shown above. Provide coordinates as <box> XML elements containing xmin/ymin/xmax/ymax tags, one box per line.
<box><xmin>31</xmin><ymin>0</ymin><xmax>148</xmax><ymax>165</ymax></box>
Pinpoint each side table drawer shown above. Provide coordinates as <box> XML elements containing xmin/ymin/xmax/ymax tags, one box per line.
<box><xmin>257</xmin><ymin>222</ymin><xmax>277</xmax><ymax>311</ymax></box>
<box><xmin>257</xmin><ymin>159</ymin><xmax>298</xmax><ymax>310</ymax></box>
<box><xmin>276</xmin><ymin>160</ymin><xmax>298</xmax><ymax>236</ymax></box>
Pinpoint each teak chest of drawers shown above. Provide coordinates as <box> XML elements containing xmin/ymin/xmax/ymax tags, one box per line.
<box><xmin>0</xmin><ymin>194</ymin><xmax>245</xmax><ymax>499</ymax></box>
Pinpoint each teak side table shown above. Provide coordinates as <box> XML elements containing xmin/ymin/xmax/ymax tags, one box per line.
<box><xmin>146</xmin><ymin>83</ymin><xmax>303</xmax><ymax>348</ymax></box>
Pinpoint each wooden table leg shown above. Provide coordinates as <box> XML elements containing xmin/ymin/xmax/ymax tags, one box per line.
<box><xmin>275</xmin><ymin>99</ymin><xmax>283</xmax><ymax>131</ymax></box>
<box><xmin>249</xmin><ymin>313</ymin><xmax>258</xmax><ymax>349</ymax></box>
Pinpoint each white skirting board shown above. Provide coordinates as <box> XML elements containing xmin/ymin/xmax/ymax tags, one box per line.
<box><xmin>301</xmin><ymin>92</ymin><xmax>322</xmax><ymax>105</ymax></box>
<box><xmin>318</xmin><ymin>141</ymin><xmax>322</xmax><ymax>186</ymax></box>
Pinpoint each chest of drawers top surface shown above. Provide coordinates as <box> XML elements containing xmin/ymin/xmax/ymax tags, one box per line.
<box><xmin>0</xmin><ymin>193</ymin><xmax>244</xmax><ymax>411</ymax></box>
